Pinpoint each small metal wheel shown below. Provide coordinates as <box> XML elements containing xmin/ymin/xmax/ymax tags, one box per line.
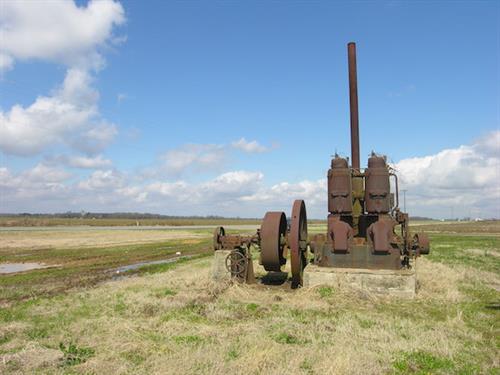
<box><xmin>213</xmin><ymin>226</ymin><xmax>225</xmax><ymax>250</ymax></box>
<box><xmin>260</xmin><ymin>211</ymin><xmax>287</xmax><ymax>272</ymax></box>
<box><xmin>225</xmin><ymin>250</ymin><xmax>248</xmax><ymax>279</ymax></box>
<box><xmin>290</xmin><ymin>200</ymin><xmax>308</xmax><ymax>288</ymax></box>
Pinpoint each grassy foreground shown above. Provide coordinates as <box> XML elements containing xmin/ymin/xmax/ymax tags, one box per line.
<box><xmin>0</xmin><ymin>224</ymin><xmax>499</xmax><ymax>374</ymax></box>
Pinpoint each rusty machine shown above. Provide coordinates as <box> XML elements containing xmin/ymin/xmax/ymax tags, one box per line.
<box><xmin>213</xmin><ymin>42</ymin><xmax>429</xmax><ymax>288</ymax></box>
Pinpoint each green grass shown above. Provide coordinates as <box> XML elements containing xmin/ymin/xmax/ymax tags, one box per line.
<box><xmin>59</xmin><ymin>342</ymin><xmax>95</xmax><ymax>366</ymax></box>
<box><xmin>0</xmin><ymin>238</ymin><xmax>212</xmax><ymax>303</ymax></box>
<box><xmin>273</xmin><ymin>332</ymin><xmax>301</xmax><ymax>344</ymax></box>
<box><xmin>317</xmin><ymin>286</ymin><xmax>335</xmax><ymax>298</ymax></box>
<box><xmin>393</xmin><ymin>351</ymin><xmax>455</xmax><ymax>374</ymax></box>
<box><xmin>427</xmin><ymin>233</ymin><xmax>499</xmax><ymax>273</ymax></box>
<box><xmin>173</xmin><ymin>335</ymin><xmax>205</xmax><ymax>345</ymax></box>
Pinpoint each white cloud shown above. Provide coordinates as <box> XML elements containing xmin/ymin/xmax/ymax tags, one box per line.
<box><xmin>66</xmin><ymin>155</ymin><xmax>113</xmax><ymax>169</ymax></box>
<box><xmin>156</xmin><ymin>139</ymin><xmax>275</xmax><ymax>177</ymax></box>
<box><xmin>0</xmin><ymin>53</ymin><xmax>14</xmax><ymax>72</ymax></box>
<box><xmin>200</xmin><ymin>171</ymin><xmax>264</xmax><ymax>205</ymax></box>
<box><xmin>0</xmin><ymin>1</ymin><xmax>125</xmax><ymax>157</ymax></box>
<box><xmin>78</xmin><ymin>169</ymin><xmax>124</xmax><ymax>190</ymax></box>
<box><xmin>1</xmin><ymin>131</ymin><xmax>498</xmax><ymax>218</ymax></box>
<box><xmin>231</xmin><ymin>138</ymin><xmax>269</xmax><ymax>153</ymax></box>
<box><xmin>242</xmin><ymin>179</ymin><xmax>325</xmax><ymax>205</ymax></box>
<box><xmin>0</xmin><ymin>68</ymin><xmax>117</xmax><ymax>156</ymax></box>
<box><xmin>159</xmin><ymin>143</ymin><xmax>226</xmax><ymax>176</ymax></box>
<box><xmin>116</xmin><ymin>186</ymin><xmax>148</xmax><ymax>203</ymax></box>
<box><xmin>0</xmin><ymin>164</ymin><xmax>72</xmax><ymax>205</ymax></box>
<box><xmin>0</xmin><ymin>0</ymin><xmax>125</xmax><ymax>72</ymax></box>
<box><xmin>24</xmin><ymin>163</ymin><xmax>72</xmax><ymax>183</ymax></box>
<box><xmin>394</xmin><ymin>130</ymin><xmax>499</xmax><ymax>218</ymax></box>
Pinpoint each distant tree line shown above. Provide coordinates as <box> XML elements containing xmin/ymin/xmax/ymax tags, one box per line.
<box><xmin>0</xmin><ymin>212</ymin><xmax>260</xmax><ymax>220</ymax></box>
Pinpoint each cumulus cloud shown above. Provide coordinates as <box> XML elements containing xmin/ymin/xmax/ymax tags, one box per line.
<box><xmin>65</xmin><ymin>155</ymin><xmax>113</xmax><ymax>169</ymax></box>
<box><xmin>23</xmin><ymin>163</ymin><xmax>73</xmax><ymax>183</ymax></box>
<box><xmin>0</xmin><ymin>164</ymin><xmax>72</xmax><ymax>205</ymax></box>
<box><xmin>0</xmin><ymin>163</ymin><xmax>318</xmax><ymax>216</ymax></box>
<box><xmin>159</xmin><ymin>143</ymin><xmax>226</xmax><ymax>176</ymax></box>
<box><xmin>156</xmin><ymin>139</ymin><xmax>275</xmax><ymax>177</ymax></box>
<box><xmin>0</xmin><ymin>69</ymin><xmax>117</xmax><ymax>155</ymax></box>
<box><xmin>394</xmin><ymin>130</ymin><xmax>499</xmax><ymax>218</ymax></box>
<box><xmin>78</xmin><ymin>169</ymin><xmax>124</xmax><ymax>190</ymax></box>
<box><xmin>231</xmin><ymin>138</ymin><xmax>269</xmax><ymax>153</ymax></box>
<box><xmin>1</xmin><ymin>131</ymin><xmax>498</xmax><ymax>219</ymax></box>
<box><xmin>242</xmin><ymin>179</ymin><xmax>325</xmax><ymax>205</ymax></box>
<box><xmin>0</xmin><ymin>1</ymin><xmax>124</xmax><ymax>157</ymax></box>
<box><xmin>145</xmin><ymin>171</ymin><xmax>264</xmax><ymax>203</ymax></box>
<box><xmin>0</xmin><ymin>163</ymin><xmax>71</xmax><ymax>187</ymax></box>
<box><xmin>0</xmin><ymin>0</ymin><xmax>125</xmax><ymax>72</ymax></box>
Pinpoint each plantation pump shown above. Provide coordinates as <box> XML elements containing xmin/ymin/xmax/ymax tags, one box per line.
<box><xmin>212</xmin><ymin>43</ymin><xmax>430</xmax><ymax>292</ymax></box>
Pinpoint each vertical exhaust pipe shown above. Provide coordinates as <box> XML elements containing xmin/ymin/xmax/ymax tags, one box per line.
<box><xmin>348</xmin><ymin>42</ymin><xmax>360</xmax><ymax>170</ymax></box>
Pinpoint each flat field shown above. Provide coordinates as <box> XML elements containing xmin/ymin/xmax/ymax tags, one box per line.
<box><xmin>0</xmin><ymin>221</ymin><xmax>498</xmax><ymax>374</ymax></box>
<box><xmin>0</xmin><ymin>216</ymin><xmax>262</xmax><ymax>227</ymax></box>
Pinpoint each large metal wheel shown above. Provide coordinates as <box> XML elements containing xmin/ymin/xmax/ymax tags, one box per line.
<box><xmin>290</xmin><ymin>200</ymin><xmax>308</xmax><ymax>288</ymax></box>
<box><xmin>260</xmin><ymin>211</ymin><xmax>287</xmax><ymax>272</ymax></box>
<box><xmin>213</xmin><ymin>226</ymin><xmax>225</xmax><ymax>250</ymax></box>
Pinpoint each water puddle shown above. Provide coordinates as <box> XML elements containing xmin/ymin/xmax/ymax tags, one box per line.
<box><xmin>0</xmin><ymin>263</ymin><xmax>53</xmax><ymax>274</ymax></box>
<box><xmin>112</xmin><ymin>255</ymin><xmax>194</xmax><ymax>274</ymax></box>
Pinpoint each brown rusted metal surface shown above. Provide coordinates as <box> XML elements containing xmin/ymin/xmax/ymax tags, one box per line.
<box><xmin>313</xmin><ymin>42</ymin><xmax>430</xmax><ymax>270</ymax></box>
<box><xmin>348</xmin><ymin>42</ymin><xmax>360</xmax><ymax>171</ymax></box>
<box><xmin>327</xmin><ymin>214</ymin><xmax>353</xmax><ymax>253</ymax></box>
<box><xmin>213</xmin><ymin>226</ymin><xmax>225</xmax><ymax>250</ymax></box>
<box><xmin>260</xmin><ymin>211</ymin><xmax>287</xmax><ymax>272</ymax></box>
<box><xmin>225</xmin><ymin>246</ymin><xmax>255</xmax><ymax>283</ymax></box>
<box><xmin>328</xmin><ymin>156</ymin><xmax>353</xmax><ymax>214</ymax></box>
<box><xmin>226</xmin><ymin>250</ymin><xmax>248</xmax><ymax>278</ymax></box>
<box><xmin>213</xmin><ymin>226</ymin><xmax>258</xmax><ymax>251</ymax></box>
<box><xmin>367</xmin><ymin>216</ymin><xmax>396</xmax><ymax>254</ymax></box>
<box><xmin>412</xmin><ymin>233</ymin><xmax>430</xmax><ymax>255</ymax></box>
<box><xmin>365</xmin><ymin>154</ymin><xmax>391</xmax><ymax>214</ymax></box>
<box><xmin>290</xmin><ymin>199</ymin><xmax>308</xmax><ymax>288</ymax></box>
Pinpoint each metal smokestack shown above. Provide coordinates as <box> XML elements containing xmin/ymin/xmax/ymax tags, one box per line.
<box><xmin>347</xmin><ymin>42</ymin><xmax>360</xmax><ymax>170</ymax></box>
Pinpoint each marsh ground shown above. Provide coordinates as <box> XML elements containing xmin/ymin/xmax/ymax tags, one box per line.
<box><xmin>0</xmin><ymin>221</ymin><xmax>498</xmax><ymax>374</ymax></box>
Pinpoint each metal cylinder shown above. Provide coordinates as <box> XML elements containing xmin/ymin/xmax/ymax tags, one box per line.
<box><xmin>348</xmin><ymin>42</ymin><xmax>360</xmax><ymax>170</ymax></box>
<box><xmin>365</xmin><ymin>155</ymin><xmax>391</xmax><ymax>213</ymax></box>
<box><xmin>328</xmin><ymin>157</ymin><xmax>352</xmax><ymax>214</ymax></box>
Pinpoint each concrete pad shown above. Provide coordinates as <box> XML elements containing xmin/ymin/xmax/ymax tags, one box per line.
<box><xmin>212</xmin><ymin>250</ymin><xmax>231</xmax><ymax>281</ymax></box>
<box><xmin>303</xmin><ymin>263</ymin><xmax>416</xmax><ymax>298</ymax></box>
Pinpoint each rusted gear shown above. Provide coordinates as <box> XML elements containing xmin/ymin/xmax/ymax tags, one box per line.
<box><xmin>213</xmin><ymin>226</ymin><xmax>225</xmax><ymax>251</ymax></box>
<box><xmin>225</xmin><ymin>250</ymin><xmax>248</xmax><ymax>279</ymax></box>
<box><xmin>260</xmin><ymin>211</ymin><xmax>287</xmax><ymax>272</ymax></box>
<box><xmin>290</xmin><ymin>200</ymin><xmax>308</xmax><ymax>288</ymax></box>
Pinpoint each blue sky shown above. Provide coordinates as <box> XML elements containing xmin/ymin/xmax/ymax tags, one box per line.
<box><xmin>0</xmin><ymin>0</ymin><xmax>499</xmax><ymax>218</ymax></box>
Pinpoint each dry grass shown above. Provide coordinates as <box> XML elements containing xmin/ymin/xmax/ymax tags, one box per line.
<box><xmin>1</xmin><ymin>253</ymin><xmax>498</xmax><ymax>374</ymax></box>
<box><xmin>0</xmin><ymin>229</ymin><xmax>209</xmax><ymax>251</ymax></box>
<box><xmin>0</xmin><ymin>221</ymin><xmax>498</xmax><ymax>374</ymax></box>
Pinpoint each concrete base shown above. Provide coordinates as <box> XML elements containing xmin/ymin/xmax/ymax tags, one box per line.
<box><xmin>212</xmin><ymin>250</ymin><xmax>231</xmax><ymax>281</ymax></box>
<box><xmin>303</xmin><ymin>264</ymin><xmax>416</xmax><ymax>298</ymax></box>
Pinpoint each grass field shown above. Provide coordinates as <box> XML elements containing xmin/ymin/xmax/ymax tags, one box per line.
<box><xmin>0</xmin><ymin>221</ymin><xmax>498</xmax><ymax>374</ymax></box>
